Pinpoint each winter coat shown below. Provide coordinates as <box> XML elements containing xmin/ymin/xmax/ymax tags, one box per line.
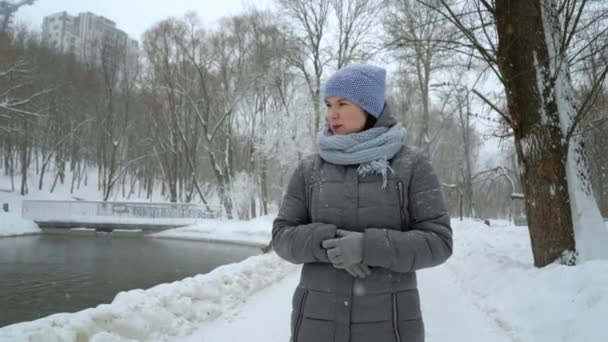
<box><xmin>272</xmin><ymin>107</ymin><xmax>453</xmax><ymax>342</ymax></box>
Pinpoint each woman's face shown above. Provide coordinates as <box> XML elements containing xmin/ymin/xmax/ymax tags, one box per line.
<box><xmin>325</xmin><ymin>96</ymin><xmax>367</xmax><ymax>135</ymax></box>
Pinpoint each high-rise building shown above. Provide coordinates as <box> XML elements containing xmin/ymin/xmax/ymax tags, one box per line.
<box><xmin>42</xmin><ymin>11</ymin><xmax>138</xmax><ymax>69</ymax></box>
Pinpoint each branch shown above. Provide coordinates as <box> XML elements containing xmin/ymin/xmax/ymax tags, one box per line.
<box><xmin>479</xmin><ymin>0</ymin><xmax>495</xmax><ymax>16</ymax></box>
<box><xmin>208</xmin><ymin>103</ymin><xmax>236</xmax><ymax>142</ymax></box>
<box><xmin>562</xmin><ymin>0</ymin><xmax>588</xmax><ymax>57</ymax></box>
<box><xmin>566</xmin><ymin>62</ymin><xmax>608</xmax><ymax>144</ymax></box>
<box><xmin>423</xmin><ymin>0</ymin><xmax>506</xmax><ymax>86</ymax></box>
<box><xmin>442</xmin><ymin>182</ymin><xmax>463</xmax><ymax>194</ymax></box>
<box><xmin>0</xmin><ymin>87</ymin><xmax>54</xmax><ymax>117</ymax></box>
<box><xmin>471</xmin><ymin>88</ymin><xmax>512</xmax><ymax>127</ymax></box>
<box><xmin>0</xmin><ymin>104</ymin><xmax>41</xmax><ymax>117</ymax></box>
<box><xmin>0</xmin><ymin>83</ymin><xmax>28</xmax><ymax>98</ymax></box>
<box><xmin>0</xmin><ymin>62</ymin><xmax>29</xmax><ymax>78</ymax></box>
<box><xmin>572</xmin><ymin>117</ymin><xmax>608</xmax><ymax>137</ymax></box>
<box><xmin>108</xmin><ymin>154</ymin><xmax>154</xmax><ymax>190</ymax></box>
<box><xmin>568</xmin><ymin>25</ymin><xmax>608</xmax><ymax>65</ymax></box>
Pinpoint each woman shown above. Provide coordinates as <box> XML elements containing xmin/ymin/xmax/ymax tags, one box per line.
<box><xmin>272</xmin><ymin>64</ymin><xmax>453</xmax><ymax>342</ymax></box>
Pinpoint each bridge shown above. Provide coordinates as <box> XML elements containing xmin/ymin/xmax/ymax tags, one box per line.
<box><xmin>22</xmin><ymin>200</ymin><xmax>221</xmax><ymax>232</ymax></box>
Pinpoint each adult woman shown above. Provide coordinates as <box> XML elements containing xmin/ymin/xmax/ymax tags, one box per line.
<box><xmin>272</xmin><ymin>64</ymin><xmax>453</xmax><ymax>342</ymax></box>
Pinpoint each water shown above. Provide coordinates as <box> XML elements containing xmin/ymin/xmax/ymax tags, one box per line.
<box><xmin>0</xmin><ymin>233</ymin><xmax>260</xmax><ymax>327</ymax></box>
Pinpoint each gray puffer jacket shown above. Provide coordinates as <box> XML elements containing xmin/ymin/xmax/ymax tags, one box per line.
<box><xmin>272</xmin><ymin>108</ymin><xmax>453</xmax><ymax>342</ymax></box>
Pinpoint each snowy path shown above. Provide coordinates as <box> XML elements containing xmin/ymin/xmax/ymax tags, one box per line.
<box><xmin>418</xmin><ymin>266</ymin><xmax>515</xmax><ymax>342</ymax></box>
<box><xmin>184</xmin><ymin>265</ymin><xmax>514</xmax><ymax>342</ymax></box>
<box><xmin>182</xmin><ymin>272</ymin><xmax>297</xmax><ymax>341</ymax></box>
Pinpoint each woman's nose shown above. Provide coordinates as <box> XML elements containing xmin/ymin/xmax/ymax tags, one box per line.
<box><xmin>327</xmin><ymin>107</ymin><xmax>339</xmax><ymax>120</ymax></box>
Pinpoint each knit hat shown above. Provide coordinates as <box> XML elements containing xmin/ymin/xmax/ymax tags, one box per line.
<box><xmin>322</xmin><ymin>64</ymin><xmax>387</xmax><ymax>118</ymax></box>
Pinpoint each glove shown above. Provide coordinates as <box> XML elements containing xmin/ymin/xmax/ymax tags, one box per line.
<box><xmin>345</xmin><ymin>263</ymin><xmax>372</xmax><ymax>278</ymax></box>
<box><xmin>322</xmin><ymin>229</ymin><xmax>364</xmax><ymax>268</ymax></box>
<box><xmin>326</xmin><ymin>242</ymin><xmax>371</xmax><ymax>278</ymax></box>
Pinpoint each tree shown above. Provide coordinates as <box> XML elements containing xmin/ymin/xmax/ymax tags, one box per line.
<box><xmin>0</xmin><ymin>0</ymin><xmax>35</xmax><ymax>34</ymax></box>
<box><xmin>423</xmin><ymin>0</ymin><xmax>608</xmax><ymax>266</ymax></box>
<box><xmin>385</xmin><ymin>0</ymin><xmax>457</xmax><ymax>156</ymax></box>
<box><xmin>277</xmin><ymin>0</ymin><xmax>382</xmax><ymax>136</ymax></box>
<box><xmin>277</xmin><ymin>0</ymin><xmax>331</xmax><ymax>136</ymax></box>
<box><xmin>330</xmin><ymin>0</ymin><xmax>382</xmax><ymax>68</ymax></box>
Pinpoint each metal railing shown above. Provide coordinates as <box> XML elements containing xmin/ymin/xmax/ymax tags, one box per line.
<box><xmin>22</xmin><ymin>200</ymin><xmax>222</xmax><ymax>229</ymax></box>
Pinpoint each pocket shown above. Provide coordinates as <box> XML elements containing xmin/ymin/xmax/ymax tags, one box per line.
<box><xmin>392</xmin><ymin>293</ymin><xmax>402</xmax><ymax>342</ymax></box>
<box><xmin>302</xmin><ymin>290</ymin><xmax>334</xmax><ymax>321</ymax></box>
<box><xmin>396</xmin><ymin>180</ymin><xmax>411</xmax><ymax>230</ymax></box>
<box><xmin>306</xmin><ymin>185</ymin><xmax>313</xmax><ymax>223</ymax></box>
<box><xmin>297</xmin><ymin>318</ymin><xmax>334</xmax><ymax>342</ymax></box>
<box><xmin>395</xmin><ymin>290</ymin><xmax>422</xmax><ymax>321</ymax></box>
<box><xmin>397</xmin><ymin>319</ymin><xmax>425</xmax><ymax>342</ymax></box>
<box><xmin>291</xmin><ymin>288</ymin><xmax>309</xmax><ymax>342</ymax></box>
<box><xmin>351</xmin><ymin>321</ymin><xmax>394</xmax><ymax>342</ymax></box>
<box><xmin>351</xmin><ymin>293</ymin><xmax>392</xmax><ymax>323</ymax></box>
<box><xmin>397</xmin><ymin>180</ymin><xmax>405</xmax><ymax>229</ymax></box>
<box><xmin>392</xmin><ymin>290</ymin><xmax>423</xmax><ymax>342</ymax></box>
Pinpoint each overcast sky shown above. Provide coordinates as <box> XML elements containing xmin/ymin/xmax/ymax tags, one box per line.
<box><xmin>15</xmin><ymin>0</ymin><xmax>275</xmax><ymax>41</ymax></box>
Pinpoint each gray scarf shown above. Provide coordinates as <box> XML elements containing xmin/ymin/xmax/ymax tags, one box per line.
<box><xmin>318</xmin><ymin>123</ymin><xmax>406</xmax><ymax>188</ymax></box>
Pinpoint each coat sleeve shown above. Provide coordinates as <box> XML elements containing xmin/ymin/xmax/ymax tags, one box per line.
<box><xmin>362</xmin><ymin>153</ymin><xmax>453</xmax><ymax>273</ymax></box>
<box><xmin>272</xmin><ymin>159</ymin><xmax>337</xmax><ymax>264</ymax></box>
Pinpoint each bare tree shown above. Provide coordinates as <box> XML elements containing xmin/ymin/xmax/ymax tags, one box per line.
<box><xmin>578</xmin><ymin>10</ymin><xmax>608</xmax><ymax>217</ymax></box>
<box><xmin>0</xmin><ymin>0</ymin><xmax>35</xmax><ymax>34</ymax></box>
<box><xmin>385</xmin><ymin>0</ymin><xmax>457</xmax><ymax>156</ymax></box>
<box><xmin>330</xmin><ymin>0</ymin><xmax>383</xmax><ymax>68</ymax></box>
<box><xmin>277</xmin><ymin>0</ymin><xmax>331</xmax><ymax>136</ymax></box>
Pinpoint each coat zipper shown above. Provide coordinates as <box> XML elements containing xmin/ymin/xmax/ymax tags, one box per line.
<box><xmin>293</xmin><ymin>289</ymin><xmax>309</xmax><ymax>342</ymax></box>
<box><xmin>397</xmin><ymin>181</ymin><xmax>406</xmax><ymax>229</ymax></box>
<box><xmin>392</xmin><ymin>293</ymin><xmax>402</xmax><ymax>342</ymax></box>
<box><xmin>307</xmin><ymin>185</ymin><xmax>313</xmax><ymax>222</ymax></box>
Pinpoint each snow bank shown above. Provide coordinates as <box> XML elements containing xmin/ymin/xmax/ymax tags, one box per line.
<box><xmin>447</xmin><ymin>219</ymin><xmax>608</xmax><ymax>341</ymax></box>
<box><xmin>0</xmin><ymin>253</ymin><xmax>298</xmax><ymax>342</ymax></box>
<box><xmin>0</xmin><ymin>211</ymin><xmax>40</xmax><ymax>237</ymax></box>
<box><xmin>150</xmin><ymin>215</ymin><xmax>274</xmax><ymax>248</ymax></box>
<box><xmin>0</xmin><ymin>191</ymin><xmax>41</xmax><ymax>237</ymax></box>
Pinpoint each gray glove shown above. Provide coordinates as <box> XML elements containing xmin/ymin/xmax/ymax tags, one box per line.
<box><xmin>345</xmin><ymin>264</ymin><xmax>372</xmax><ymax>278</ymax></box>
<box><xmin>326</xmin><ymin>246</ymin><xmax>371</xmax><ymax>277</ymax></box>
<box><xmin>322</xmin><ymin>229</ymin><xmax>364</xmax><ymax>268</ymax></box>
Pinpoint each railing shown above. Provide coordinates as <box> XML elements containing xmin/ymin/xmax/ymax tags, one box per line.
<box><xmin>22</xmin><ymin>200</ymin><xmax>222</xmax><ymax>229</ymax></box>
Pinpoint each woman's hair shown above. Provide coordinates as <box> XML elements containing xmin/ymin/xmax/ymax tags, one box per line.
<box><xmin>362</xmin><ymin>113</ymin><xmax>377</xmax><ymax>131</ymax></box>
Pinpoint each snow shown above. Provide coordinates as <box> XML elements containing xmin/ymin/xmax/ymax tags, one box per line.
<box><xmin>150</xmin><ymin>216</ymin><xmax>274</xmax><ymax>248</ymax></box>
<box><xmin>0</xmin><ymin>210</ymin><xmax>41</xmax><ymax>237</ymax></box>
<box><xmin>2</xmin><ymin>219</ymin><xmax>608</xmax><ymax>341</ymax></box>
<box><xmin>0</xmin><ymin>189</ymin><xmax>43</xmax><ymax>237</ymax></box>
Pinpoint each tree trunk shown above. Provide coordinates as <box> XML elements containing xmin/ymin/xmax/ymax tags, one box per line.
<box><xmin>495</xmin><ymin>0</ymin><xmax>608</xmax><ymax>266</ymax></box>
<box><xmin>463</xmin><ymin>100</ymin><xmax>474</xmax><ymax>218</ymax></box>
<box><xmin>260</xmin><ymin>158</ymin><xmax>269</xmax><ymax>216</ymax></box>
<box><xmin>208</xmin><ymin>150</ymin><xmax>233</xmax><ymax>219</ymax></box>
<box><xmin>20</xmin><ymin>129</ymin><xmax>28</xmax><ymax>196</ymax></box>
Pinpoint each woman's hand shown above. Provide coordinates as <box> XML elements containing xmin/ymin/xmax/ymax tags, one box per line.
<box><xmin>323</xmin><ymin>229</ymin><xmax>370</xmax><ymax>277</ymax></box>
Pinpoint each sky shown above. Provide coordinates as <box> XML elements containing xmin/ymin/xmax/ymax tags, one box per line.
<box><xmin>15</xmin><ymin>0</ymin><xmax>275</xmax><ymax>42</ymax></box>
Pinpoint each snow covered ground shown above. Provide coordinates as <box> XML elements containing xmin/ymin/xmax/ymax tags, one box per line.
<box><xmin>2</xmin><ymin>218</ymin><xmax>607</xmax><ymax>341</ymax></box>
<box><xmin>0</xmin><ymin>190</ymin><xmax>42</xmax><ymax>237</ymax></box>
<box><xmin>150</xmin><ymin>216</ymin><xmax>273</xmax><ymax>248</ymax></box>
<box><xmin>0</xmin><ymin>211</ymin><xmax>40</xmax><ymax>237</ymax></box>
